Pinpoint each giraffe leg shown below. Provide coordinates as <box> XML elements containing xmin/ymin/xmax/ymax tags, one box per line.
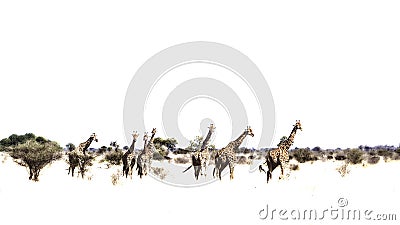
<box><xmin>279</xmin><ymin>163</ymin><xmax>285</xmax><ymax>180</ymax></box>
<box><xmin>259</xmin><ymin>165</ymin><xmax>266</xmax><ymax>173</ymax></box>
<box><xmin>213</xmin><ymin>157</ymin><xmax>220</xmax><ymax>179</ymax></box>
<box><xmin>229</xmin><ymin>162</ymin><xmax>235</xmax><ymax>180</ymax></box>
<box><xmin>194</xmin><ymin>166</ymin><xmax>200</xmax><ymax>180</ymax></box>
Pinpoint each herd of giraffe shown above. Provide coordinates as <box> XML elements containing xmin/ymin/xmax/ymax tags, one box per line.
<box><xmin>67</xmin><ymin>120</ymin><xmax>303</xmax><ymax>183</ymax></box>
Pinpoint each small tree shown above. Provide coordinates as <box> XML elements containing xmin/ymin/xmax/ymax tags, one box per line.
<box><xmin>78</xmin><ymin>153</ymin><xmax>95</xmax><ymax>178</ymax></box>
<box><xmin>10</xmin><ymin>139</ymin><xmax>62</xmax><ymax>181</ymax></box>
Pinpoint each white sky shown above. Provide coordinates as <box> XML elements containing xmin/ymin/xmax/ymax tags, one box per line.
<box><xmin>0</xmin><ymin>1</ymin><xmax>399</xmax><ymax>150</ymax></box>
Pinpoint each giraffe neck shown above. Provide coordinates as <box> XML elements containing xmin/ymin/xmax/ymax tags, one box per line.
<box><xmin>227</xmin><ymin>131</ymin><xmax>248</xmax><ymax>150</ymax></box>
<box><xmin>281</xmin><ymin>126</ymin><xmax>298</xmax><ymax>150</ymax></box>
<box><xmin>200</xmin><ymin>129</ymin><xmax>214</xmax><ymax>151</ymax></box>
<box><xmin>78</xmin><ymin>137</ymin><xmax>94</xmax><ymax>154</ymax></box>
<box><xmin>148</xmin><ymin>132</ymin><xmax>156</xmax><ymax>146</ymax></box>
<box><xmin>129</xmin><ymin>140</ymin><xmax>136</xmax><ymax>153</ymax></box>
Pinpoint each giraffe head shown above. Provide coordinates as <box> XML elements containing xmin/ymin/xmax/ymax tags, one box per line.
<box><xmin>132</xmin><ymin>131</ymin><xmax>139</xmax><ymax>141</ymax></box>
<box><xmin>151</xmin><ymin>128</ymin><xmax>157</xmax><ymax>135</ymax></box>
<box><xmin>294</xmin><ymin>120</ymin><xmax>302</xmax><ymax>131</ymax></box>
<box><xmin>209</xmin><ymin>123</ymin><xmax>216</xmax><ymax>132</ymax></box>
<box><xmin>246</xmin><ymin>126</ymin><xmax>255</xmax><ymax>137</ymax></box>
<box><xmin>91</xmin><ymin>133</ymin><xmax>98</xmax><ymax>142</ymax></box>
<box><xmin>143</xmin><ymin>132</ymin><xmax>149</xmax><ymax>142</ymax></box>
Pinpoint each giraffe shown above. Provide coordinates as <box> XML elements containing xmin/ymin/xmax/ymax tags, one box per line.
<box><xmin>259</xmin><ymin>120</ymin><xmax>302</xmax><ymax>182</ymax></box>
<box><xmin>213</xmin><ymin>126</ymin><xmax>254</xmax><ymax>180</ymax></box>
<box><xmin>137</xmin><ymin>128</ymin><xmax>156</xmax><ymax>178</ymax></box>
<box><xmin>68</xmin><ymin>133</ymin><xmax>98</xmax><ymax>177</ymax></box>
<box><xmin>183</xmin><ymin>124</ymin><xmax>215</xmax><ymax>180</ymax></box>
<box><xmin>122</xmin><ymin>131</ymin><xmax>139</xmax><ymax>178</ymax></box>
<box><xmin>136</xmin><ymin>132</ymin><xmax>148</xmax><ymax>178</ymax></box>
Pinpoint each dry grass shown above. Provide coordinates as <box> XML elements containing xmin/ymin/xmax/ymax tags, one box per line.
<box><xmin>336</xmin><ymin>162</ymin><xmax>350</xmax><ymax>177</ymax></box>
<box><xmin>111</xmin><ymin>169</ymin><xmax>121</xmax><ymax>186</ymax></box>
<box><xmin>174</xmin><ymin>156</ymin><xmax>190</xmax><ymax>164</ymax></box>
<box><xmin>151</xmin><ymin>167</ymin><xmax>168</xmax><ymax>180</ymax></box>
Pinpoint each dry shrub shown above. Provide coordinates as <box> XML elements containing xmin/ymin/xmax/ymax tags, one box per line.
<box><xmin>111</xmin><ymin>169</ymin><xmax>121</xmax><ymax>185</ymax></box>
<box><xmin>346</xmin><ymin>149</ymin><xmax>364</xmax><ymax>164</ymax></box>
<box><xmin>237</xmin><ymin>156</ymin><xmax>249</xmax><ymax>164</ymax></box>
<box><xmin>367</xmin><ymin>156</ymin><xmax>380</xmax><ymax>164</ymax></box>
<box><xmin>174</xmin><ymin>156</ymin><xmax>190</xmax><ymax>164</ymax></box>
<box><xmin>292</xmin><ymin>148</ymin><xmax>316</xmax><ymax>163</ymax></box>
<box><xmin>105</xmin><ymin>150</ymin><xmax>123</xmax><ymax>165</ymax></box>
<box><xmin>336</xmin><ymin>163</ymin><xmax>350</xmax><ymax>177</ymax></box>
<box><xmin>290</xmin><ymin>164</ymin><xmax>299</xmax><ymax>171</ymax></box>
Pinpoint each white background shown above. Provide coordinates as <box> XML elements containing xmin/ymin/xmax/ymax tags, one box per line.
<box><xmin>1</xmin><ymin>1</ymin><xmax>400</xmax><ymax>150</ymax></box>
<box><xmin>1</xmin><ymin>1</ymin><xmax>400</xmax><ymax>225</ymax></box>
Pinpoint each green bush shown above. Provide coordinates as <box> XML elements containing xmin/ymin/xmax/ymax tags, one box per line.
<box><xmin>105</xmin><ymin>150</ymin><xmax>123</xmax><ymax>165</ymax></box>
<box><xmin>346</xmin><ymin>149</ymin><xmax>364</xmax><ymax>164</ymax></box>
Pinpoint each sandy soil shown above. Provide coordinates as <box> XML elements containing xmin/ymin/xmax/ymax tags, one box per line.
<box><xmin>0</xmin><ymin>152</ymin><xmax>399</xmax><ymax>225</ymax></box>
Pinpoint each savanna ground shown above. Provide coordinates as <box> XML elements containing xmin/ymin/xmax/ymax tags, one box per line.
<box><xmin>1</xmin><ymin>146</ymin><xmax>399</xmax><ymax>225</ymax></box>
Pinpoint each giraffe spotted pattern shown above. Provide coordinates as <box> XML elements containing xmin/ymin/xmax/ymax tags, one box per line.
<box><xmin>259</xmin><ymin>120</ymin><xmax>302</xmax><ymax>183</ymax></box>
<box><xmin>213</xmin><ymin>126</ymin><xmax>254</xmax><ymax>180</ymax></box>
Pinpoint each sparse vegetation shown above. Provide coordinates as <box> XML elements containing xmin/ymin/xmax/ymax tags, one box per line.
<box><xmin>377</xmin><ymin>149</ymin><xmax>392</xmax><ymax>160</ymax></box>
<box><xmin>337</xmin><ymin>162</ymin><xmax>350</xmax><ymax>177</ymax></box>
<box><xmin>151</xmin><ymin>167</ymin><xmax>168</xmax><ymax>180</ymax></box>
<box><xmin>111</xmin><ymin>170</ymin><xmax>121</xmax><ymax>185</ymax></box>
<box><xmin>105</xmin><ymin>150</ymin><xmax>124</xmax><ymax>165</ymax></box>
